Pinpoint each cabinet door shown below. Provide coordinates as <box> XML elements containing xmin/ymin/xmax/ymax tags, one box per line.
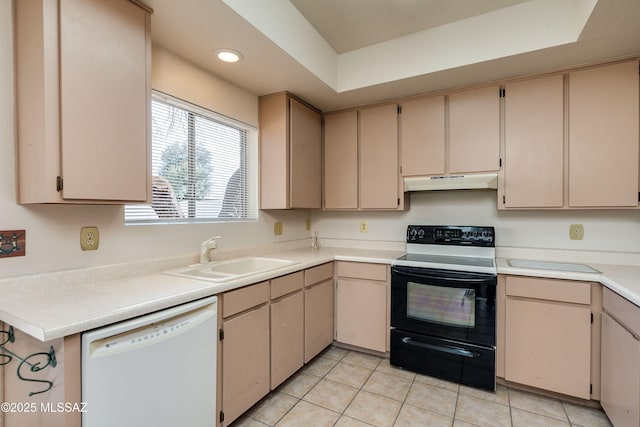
<box><xmin>400</xmin><ymin>96</ymin><xmax>445</xmax><ymax>176</ymax></box>
<box><xmin>305</xmin><ymin>279</ymin><xmax>334</xmax><ymax>363</ymax></box>
<box><xmin>290</xmin><ymin>98</ymin><xmax>322</xmax><ymax>208</ymax></box>
<box><xmin>601</xmin><ymin>312</ymin><xmax>640</xmax><ymax>427</ymax></box>
<box><xmin>2</xmin><ymin>330</ymin><xmax>81</xmax><ymax>427</ymax></box>
<box><xmin>222</xmin><ymin>305</ymin><xmax>270</xmax><ymax>425</ymax></box>
<box><xmin>504</xmin><ymin>75</ymin><xmax>564</xmax><ymax>208</ymax></box>
<box><xmin>259</xmin><ymin>93</ymin><xmax>289</xmax><ymax>209</ymax></box>
<box><xmin>569</xmin><ymin>60</ymin><xmax>640</xmax><ymax>207</ymax></box>
<box><xmin>360</xmin><ymin>104</ymin><xmax>399</xmax><ymax>209</ymax></box>
<box><xmin>324</xmin><ymin>111</ymin><xmax>358</xmax><ymax>209</ymax></box>
<box><xmin>449</xmin><ymin>86</ymin><xmax>500</xmax><ymax>174</ymax></box>
<box><xmin>271</xmin><ymin>291</ymin><xmax>304</xmax><ymax>389</ymax></box>
<box><xmin>505</xmin><ymin>298</ymin><xmax>591</xmax><ymax>399</ymax></box>
<box><xmin>336</xmin><ymin>278</ymin><xmax>386</xmax><ymax>352</ymax></box>
<box><xmin>59</xmin><ymin>0</ymin><xmax>149</xmax><ymax>201</ymax></box>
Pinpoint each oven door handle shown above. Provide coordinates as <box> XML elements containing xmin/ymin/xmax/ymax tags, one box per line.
<box><xmin>392</xmin><ymin>269</ymin><xmax>492</xmax><ymax>284</ymax></box>
<box><xmin>401</xmin><ymin>337</ymin><xmax>480</xmax><ymax>358</ymax></box>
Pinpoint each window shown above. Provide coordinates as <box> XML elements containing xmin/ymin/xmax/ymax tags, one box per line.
<box><xmin>125</xmin><ymin>92</ymin><xmax>258</xmax><ymax>224</ymax></box>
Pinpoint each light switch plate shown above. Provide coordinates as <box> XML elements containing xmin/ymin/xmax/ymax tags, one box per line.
<box><xmin>274</xmin><ymin>222</ymin><xmax>283</xmax><ymax>236</ymax></box>
<box><xmin>0</xmin><ymin>230</ymin><xmax>26</xmax><ymax>258</ymax></box>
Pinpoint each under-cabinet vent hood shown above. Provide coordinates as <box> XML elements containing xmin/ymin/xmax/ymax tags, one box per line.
<box><xmin>403</xmin><ymin>173</ymin><xmax>498</xmax><ymax>192</ymax></box>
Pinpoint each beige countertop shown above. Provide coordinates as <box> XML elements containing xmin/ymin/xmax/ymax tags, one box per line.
<box><xmin>0</xmin><ymin>247</ymin><xmax>403</xmax><ymax>342</ymax></box>
<box><xmin>1</xmin><ymin>242</ymin><xmax>639</xmax><ymax>342</ymax></box>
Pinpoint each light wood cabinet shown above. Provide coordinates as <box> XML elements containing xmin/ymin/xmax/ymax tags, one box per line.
<box><xmin>400</xmin><ymin>87</ymin><xmax>499</xmax><ymax>181</ymax></box>
<box><xmin>504</xmin><ymin>276</ymin><xmax>596</xmax><ymax>399</ymax></box>
<box><xmin>568</xmin><ymin>60</ymin><xmax>640</xmax><ymax>208</ymax></box>
<box><xmin>259</xmin><ymin>92</ymin><xmax>322</xmax><ymax>209</ymax></box>
<box><xmin>1</xmin><ymin>327</ymin><xmax>81</xmax><ymax>427</ymax></box>
<box><xmin>335</xmin><ymin>262</ymin><xmax>389</xmax><ymax>352</ymax></box>
<box><xmin>220</xmin><ymin>282</ymin><xmax>270</xmax><ymax>425</ymax></box>
<box><xmin>304</xmin><ymin>263</ymin><xmax>334</xmax><ymax>362</ymax></box>
<box><xmin>323</xmin><ymin>111</ymin><xmax>359</xmax><ymax>209</ymax></box>
<box><xmin>15</xmin><ymin>0</ymin><xmax>151</xmax><ymax>204</ymax></box>
<box><xmin>360</xmin><ymin>104</ymin><xmax>401</xmax><ymax>209</ymax></box>
<box><xmin>324</xmin><ymin>106</ymin><xmax>406</xmax><ymax>210</ymax></box>
<box><xmin>601</xmin><ymin>288</ymin><xmax>640</xmax><ymax>427</ymax></box>
<box><xmin>501</xmin><ymin>75</ymin><xmax>564</xmax><ymax>208</ymax></box>
<box><xmin>400</xmin><ymin>96</ymin><xmax>445</xmax><ymax>177</ymax></box>
<box><xmin>449</xmin><ymin>86</ymin><xmax>500</xmax><ymax>174</ymax></box>
<box><xmin>270</xmin><ymin>273</ymin><xmax>304</xmax><ymax>389</ymax></box>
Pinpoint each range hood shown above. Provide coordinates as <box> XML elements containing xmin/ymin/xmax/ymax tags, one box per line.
<box><xmin>403</xmin><ymin>173</ymin><xmax>498</xmax><ymax>192</ymax></box>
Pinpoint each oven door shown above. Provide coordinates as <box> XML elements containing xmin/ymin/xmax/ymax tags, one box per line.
<box><xmin>391</xmin><ymin>266</ymin><xmax>496</xmax><ymax>347</ymax></box>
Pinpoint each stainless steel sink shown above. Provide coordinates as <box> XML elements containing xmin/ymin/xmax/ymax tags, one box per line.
<box><xmin>166</xmin><ymin>257</ymin><xmax>299</xmax><ymax>282</ymax></box>
<box><xmin>507</xmin><ymin>259</ymin><xmax>600</xmax><ymax>274</ymax></box>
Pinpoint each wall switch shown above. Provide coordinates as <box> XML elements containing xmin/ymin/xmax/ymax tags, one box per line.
<box><xmin>80</xmin><ymin>226</ymin><xmax>100</xmax><ymax>251</ymax></box>
<box><xmin>274</xmin><ymin>222</ymin><xmax>283</xmax><ymax>236</ymax></box>
<box><xmin>569</xmin><ymin>224</ymin><xmax>584</xmax><ymax>240</ymax></box>
<box><xmin>360</xmin><ymin>221</ymin><xmax>368</xmax><ymax>233</ymax></box>
<box><xmin>306</xmin><ymin>218</ymin><xmax>311</xmax><ymax>231</ymax></box>
<box><xmin>0</xmin><ymin>230</ymin><xmax>26</xmax><ymax>258</ymax></box>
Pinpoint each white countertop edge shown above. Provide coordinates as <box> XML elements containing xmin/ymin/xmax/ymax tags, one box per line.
<box><xmin>3</xmin><ymin>245</ymin><xmax>639</xmax><ymax>342</ymax></box>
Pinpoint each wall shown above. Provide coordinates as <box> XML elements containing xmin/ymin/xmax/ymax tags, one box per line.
<box><xmin>0</xmin><ymin>2</ymin><xmax>308</xmax><ymax>279</ymax></box>
<box><xmin>314</xmin><ymin>190</ymin><xmax>640</xmax><ymax>254</ymax></box>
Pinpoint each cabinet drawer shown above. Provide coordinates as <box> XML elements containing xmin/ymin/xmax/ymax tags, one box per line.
<box><xmin>271</xmin><ymin>271</ymin><xmax>304</xmax><ymax>300</ymax></box>
<box><xmin>305</xmin><ymin>262</ymin><xmax>334</xmax><ymax>287</ymax></box>
<box><xmin>222</xmin><ymin>281</ymin><xmax>269</xmax><ymax>318</ymax></box>
<box><xmin>505</xmin><ymin>276</ymin><xmax>590</xmax><ymax>304</ymax></box>
<box><xmin>337</xmin><ymin>262</ymin><xmax>387</xmax><ymax>281</ymax></box>
<box><xmin>603</xmin><ymin>287</ymin><xmax>640</xmax><ymax>337</ymax></box>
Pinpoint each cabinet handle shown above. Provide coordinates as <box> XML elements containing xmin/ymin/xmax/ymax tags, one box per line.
<box><xmin>401</xmin><ymin>337</ymin><xmax>479</xmax><ymax>358</ymax></box>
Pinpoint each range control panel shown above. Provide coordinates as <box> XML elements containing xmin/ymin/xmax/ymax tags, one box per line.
<box><xmin>406</xmin><ymin>225</ymin><xmax>495</xmax><ymax>247</ymax></box>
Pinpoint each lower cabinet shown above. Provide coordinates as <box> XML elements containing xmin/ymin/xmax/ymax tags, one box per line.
<box><xmin>335</xmin><ymin>262</ymin><xmax>389</xmax><ymax>353</ymax></box>
<box><xmin>270</xmin><ymin>273</ymin><xmax>304</xmax><ymax>389</ymax></box>
<box><xmin>503</xmin><ymin>276</ymin><xmax>598</xmax><ymax>400</ymax></box>
<box><xmin>601</xmin><ymin>288</ymin><xmax>640</xmax><ymax>427</ymax></box>
<box><xmin>220</xmin><ymin>282</ymin><xmax>270</xmax><ymax>425</ymax></box>
<box><xmin>1</xmin><ymin>327</ymin><xmax>81</xmax><ymax>427</ymax></box>
<box><xmin>304</xmin><ymin>263</ymin><xmax>335</xmax><ymax>362</ymax></box>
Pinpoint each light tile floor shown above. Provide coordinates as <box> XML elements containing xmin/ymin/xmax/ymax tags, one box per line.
<box><xmin>231</xmin><ymin>346</ymin><xmax>612</xmax><ymax>427</ymax></box>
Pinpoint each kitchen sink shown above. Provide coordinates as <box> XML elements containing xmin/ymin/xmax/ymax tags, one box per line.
<box><xmin>507</xmin><ymin>259</ymin><xmax>601</xmax><ymax>274</ymax></box>
<box><xmin>166</xmin><ymin>257</ymin><xmax>299</xmax><ymax>282</ymax></box>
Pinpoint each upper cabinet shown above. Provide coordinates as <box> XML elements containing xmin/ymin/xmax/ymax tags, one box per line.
<box><xmin>15</xmin><ymin>0</ymin><xmax>152</xmax><ymax>204</ymax></box>
<box><xmin>502</xmin><ymin>75</ymin><xmax>564</xmax><ymax>208</ymax></box>
<box><xmin>499</xmin><ymin>60</ymin><xmax>639</xmax><ymax>210</ymax></box>
<box><xmin>449</xmin><ymin>86</ymin><xmax>500</xmax><ymax>174</ymax></box>
<box><xmin>400</xmin><ymin>86</ymin><xmax>500</xmax><ymax>178</ymax></box>
<box><xmin>568</xmin><ymin>61</ymin><xmax>639</xmax><ymax>208</ymax></box>
<box><xmin>324</xmin><ymin>105</ymin><xmax>406</xmax><ymax>210</ymax></box>
<box><xmin>259</xmin><ymin>92</ymin><xmax>322</xmax><ymax>210</ymax></box>
<box><xmin>400</xmin><ymin>96</ymin><xmax>445</xmax><ymax>177</ymax></box>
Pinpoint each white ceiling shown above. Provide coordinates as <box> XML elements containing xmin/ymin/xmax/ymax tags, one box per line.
<box><xmin>146</xmin><ymin>0</ymin><xmax>640</xmax><ymax>111</ymax></box>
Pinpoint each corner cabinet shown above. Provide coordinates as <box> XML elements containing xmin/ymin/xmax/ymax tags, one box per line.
<box><xmin>259</xmin><ymin>92</ymin><xmax>322</xmax><ymax>209</ymax></box>
<box><xmin>324</xmin><ymin>105</ymin><xmax>407</xmax><ymax>210</ymax></box>
<box><xmin>15</xmin><ymin>0</ymin><xmax>152</xmax><ymax>204</ymax></box>
<box><xmin>601</xmin><ymin>287</ymin><xmax>640</xmax><ymax>427</ymax></box>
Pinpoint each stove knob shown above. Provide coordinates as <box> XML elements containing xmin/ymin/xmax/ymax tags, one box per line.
<box><xmin>418</xmin><ymin>229</ymin><xmax>425</xmax><ymax>238</ymax></box>
<box><xmin>409</xmin><ymin>228</ymin><xmax>418</xmax><ymax>239</ymax></box>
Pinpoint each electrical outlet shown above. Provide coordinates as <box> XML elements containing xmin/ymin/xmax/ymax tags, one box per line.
<box><xmin>274</xmin><ymin>222</ymin><xmax>283</xmax><ymax>236</ymax></box>
<box><xmin>80</xmin><ymin>226</ymin><xmax>99</xmax><ymax>251</ymax></box>
<box><xmin>360</xmin><ymin>221</ymin><xmax>368</xmax><ymax>233</ymax></box>
<box><xmin>569</xmin><ymin>224</ymin><xmax>584</xmax><ymax>240</ymax></box>
<box><xmin>306</xmin><ymin>218</ymin><xmax>311</xmax><ymax>231</ymax></box>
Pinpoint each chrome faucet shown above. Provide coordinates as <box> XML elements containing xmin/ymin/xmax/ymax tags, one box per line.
<box><xmin>200</xmin><ymin>236</ymin><xmax>221</xmax><ymax>264</ymax></box>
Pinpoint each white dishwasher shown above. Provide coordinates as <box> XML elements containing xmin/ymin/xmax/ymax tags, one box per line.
<box><xmin>82</xmin><ymin>296</ymin><xmax>218</xmax><ymax>427</ymax></box>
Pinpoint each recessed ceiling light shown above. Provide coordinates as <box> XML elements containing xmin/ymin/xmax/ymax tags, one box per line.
<box><xmin>216</xmin><ymin>49</ymin><xmax>243</xmax><ymax>63</ymax></box>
